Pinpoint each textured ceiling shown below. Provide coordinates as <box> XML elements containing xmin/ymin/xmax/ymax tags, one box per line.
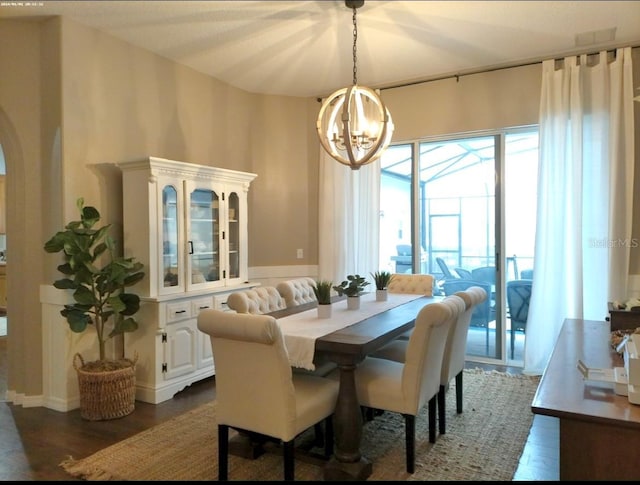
<box><xmin>2</xmin><ymin>1</ymin><xmax>640</xmax><ymax>97</ymax></box>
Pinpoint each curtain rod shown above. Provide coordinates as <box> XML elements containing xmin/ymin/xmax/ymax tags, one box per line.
<box><xmin>377</xmin><ymin>44</ymin><xmax>639</xmax><ymax>92</ymax></box>
<box><xmin>315</xmin><ymin>44</ymin><xmax>638</xmax><ymax>101</ymax></box>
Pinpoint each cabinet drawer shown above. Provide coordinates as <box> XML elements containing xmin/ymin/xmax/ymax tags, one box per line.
<box><xmin>191</xmin><ymin>296</ymin><xmax>215</xmax><ymax>315</ymax></box>
<box><xmin>166</xmin><ymin>301</ymin><xmax>191</xmax><ymax>322</ymax></box>
<box><xmin>214</xmin><ymin>295</ymin><xmax>232</xmax><ymax>312</ymax></box>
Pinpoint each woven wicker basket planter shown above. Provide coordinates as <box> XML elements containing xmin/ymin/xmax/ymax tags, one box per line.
<box><xmin>73</xmin><ymin>353</ymin><xmax>138</xmax><ymax>421</ymax></box>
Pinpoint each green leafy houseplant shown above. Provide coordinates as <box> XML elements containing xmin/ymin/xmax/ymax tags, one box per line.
<box><xmin>333</xmin><ymin>274</ymin><xmax>370</xmax><ymax>297</ymax></box>
<box><xmin>313</xmin><ymin>280</ymin><xmax>333</xmax><ymax>305</ymax></box>
<box><xmin>44</xmin><ymin>198</ymin><xmax>145</xmax><ymax>366</ymax></box>
<box><xmin>371</xmin><ymin>271</ymin><xmax>393</xmax><ymax>291</ymax></box>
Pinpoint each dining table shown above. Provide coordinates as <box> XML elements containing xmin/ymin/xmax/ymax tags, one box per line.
<box><xmin>276</xmin><ymin>291</ymin><xmax>441</xmax><ymax>481</ymax></box>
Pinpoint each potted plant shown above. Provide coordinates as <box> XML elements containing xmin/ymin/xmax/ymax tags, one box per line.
<box><xmin>43</xmin><ymin>197</ymin><xmax>145</xmax><ymax>420</ymax></box>
<box><xmin>333</xmin><ymin>274</ymin><xmax>370</xmax><ymax>310</ymax></box>
<box><xmin>313</xmin><ymin>280</ymin><xmax>333</xmax><ymax>318</ymax></box>
<box><xmin>371</xmin><ymin>270</ymin><xmax>394</xmax><ymax>301</ymax></box>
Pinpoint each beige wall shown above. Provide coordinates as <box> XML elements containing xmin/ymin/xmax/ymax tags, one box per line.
<box><xmin>384</xmin><ymin>63</ymin><xmax>542</xmax><ymax>141</ymax></box>
<box><xmin>58</xmin><ymin>18</ymin><xmax>317</xmax><ymax>268</ymax></box>
<box><xmin>0</xmin><ymin>18</ymin><xmax>48</xmax><ymax>398</ymax></box>
<box><xmin>1</xmin><ymin>17</ymin><xmax>320</xmax><ymax>399</ymax></box>
<box><xmin>249</xmin><ymin>94</ymin><xmax>319</xmax><ymax>265</ymax></box>
<box><xmin>0</xmin><ymin>16</ymin><xmax>638</xmax><ymax>401</ymax></box>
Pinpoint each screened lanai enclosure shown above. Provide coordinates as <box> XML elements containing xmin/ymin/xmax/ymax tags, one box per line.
<box><xmin>379</xmin><ymin>129</ymin><xmax>538</xmax><ymax>363</ymax></box>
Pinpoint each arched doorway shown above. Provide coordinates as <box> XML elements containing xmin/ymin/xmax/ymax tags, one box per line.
<box><xmin>0</xmin><ymin>107</ymin><xmax>25</xmax><ymax>401</ymax></box>
<box><xmin>0</xmin><ymin>140</ymin><xmax>8</xmax><ymax>398</ymax></box>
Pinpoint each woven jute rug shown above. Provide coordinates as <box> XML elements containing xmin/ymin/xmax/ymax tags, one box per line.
<box><xmin>60</xmin><ymin>369</ymin><xmax>540</xmax><ymax>481</ymax></box>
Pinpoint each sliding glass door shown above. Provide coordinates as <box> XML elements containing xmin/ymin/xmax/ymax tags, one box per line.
<box><xmin>379</xmin><ymin>128</ymin><xmax>538</xmax><ymax>365</ymax></box>
<box><xmin>419</xmin><ymin>135</ymin><xmax>499</xmax><ymax>360</ymax></box>
<box><xmin>503</xmin><ymin>131</ymin><xmax>538</xmax><ymax>363</ymax></box>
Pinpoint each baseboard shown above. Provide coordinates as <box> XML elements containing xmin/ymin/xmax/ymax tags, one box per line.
<box><xmin>42</xmin><ymin>394</ymin><xmax>79</xmax><ymax>412</ymax></box>
<box><xmin>5</xmin><ymin>390</ymin><xmax>45</xmax><ymax>408</ymax></box>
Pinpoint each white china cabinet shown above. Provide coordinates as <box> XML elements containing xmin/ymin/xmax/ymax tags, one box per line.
<box><xmin>117</xmin><ymin>157</ymin><xmax>258</xmax><ymax>403</ymax></box>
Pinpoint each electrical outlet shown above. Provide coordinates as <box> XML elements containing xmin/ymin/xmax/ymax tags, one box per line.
<box><xmin>297</xmin><ymin>249</ymin><xmax>303</xmax><ymax>259</ymax></box>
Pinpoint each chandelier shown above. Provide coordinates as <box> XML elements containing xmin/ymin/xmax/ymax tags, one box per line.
<box><xmin>316</xmin><ymin>0</ymin><xmax>394</xmax><ymax>170</ymax></box>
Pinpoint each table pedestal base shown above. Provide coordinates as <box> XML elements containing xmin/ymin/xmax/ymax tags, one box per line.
<box><xmin>228</xmin><ymin>431</ymin><xmax>267</xmax><ymax>459</ymax></box>
<box><xmin>324</xmin><ymin>456</ymin><xmax>372</xmax><ymax>481</ymax></box>
<box><xmin>323</xmin><ymin>361</ymin><xmax>373</xmax><ymax>480</ymax></box>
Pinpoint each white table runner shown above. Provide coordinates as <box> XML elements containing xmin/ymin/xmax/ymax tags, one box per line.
<box><xmin>278</xmin><ymin>292</ymin><xmax>424</xmax><ymax>370</ymax></box>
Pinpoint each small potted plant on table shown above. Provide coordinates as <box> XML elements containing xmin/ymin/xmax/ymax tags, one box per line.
<box><xmin>313</xmin><ymin>280</ymin><xmax>333</xmax><ymax>318</ymax></box>
<box><xmin>372</xmin><ymin>270</ymin><xmax>394</xmax><ymax>301</ymax></box>
<box><xmin>333</xmin><ymin>274</ymin><xmax>370</xmax><ymax>310</ymax></box>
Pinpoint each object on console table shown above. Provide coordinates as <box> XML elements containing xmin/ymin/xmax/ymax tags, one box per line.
<box><xmin>532</xmin><ymin>318</ymin><xmax>640</xmax><ymax>480</ymax></box>
<box><xmin>577</xmin><ymin>332</ymin><xmax>640</xmax><ymax>405</ymax></box>
<box><xmin>611</xmin><ymin>327</ymin><xmax>640</xmax><ymax>354</ymax></box>
<box><xmin>607</xmin><ymin>301</ymin><xmax>640</xmax><ymax>331</ymax></box>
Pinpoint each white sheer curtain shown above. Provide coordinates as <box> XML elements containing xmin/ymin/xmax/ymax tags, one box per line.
<box><xmin>317</xmin><ymin>148</ymin><xmax>380</xmax><ymax>284</ymax></box>
<box><xmin>524</xmin><ymin>47</ymin><xmax>635</xmax><ymax>375</ymax></box>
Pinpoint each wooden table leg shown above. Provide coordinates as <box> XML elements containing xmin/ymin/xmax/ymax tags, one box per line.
<box><xmin>324</xmin><ymin>361</ymin><xmax>372</xmax><ymax>481</ymax></box>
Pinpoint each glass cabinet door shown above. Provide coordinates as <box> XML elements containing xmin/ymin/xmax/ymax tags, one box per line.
<box><xmin>227</xmin><ymin>192</ymin><xmax>240</xmax><ymax>279</ymax></box>
<box><xmin>162</xmin><ymin>185</ymin><xmax>180</xmax><ymax>289</ymax></box>
<box><xmin>188</xmin><ymin>187</ymin><xmax>220</xmax><ymax>287</ymax></box>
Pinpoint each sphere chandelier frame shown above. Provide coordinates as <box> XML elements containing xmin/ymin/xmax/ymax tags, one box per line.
<box><xmin>316</xmin><ymin>0</ymin><xmax>394</xmax><ymax>170</ymax></box>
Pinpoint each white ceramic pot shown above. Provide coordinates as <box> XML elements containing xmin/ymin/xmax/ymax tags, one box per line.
<box><xmin>376</xmin><ymin>289</ymin><xmax>388</xmax><ymax>302</ymax></box>
<box><xmin>317</xmin><ymin>303</ymin><xmax>332</xmax><ymax>319</ymax></box>
<box><xmin>347</xmin><ymin>296</ymin><xmax>361</xmax><ymax>310</ymax></box>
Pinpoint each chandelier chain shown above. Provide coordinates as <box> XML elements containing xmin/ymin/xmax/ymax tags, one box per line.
<box><xmin>352</xmin><ymin>6</ymin><xmax>358</xmax><ymax>85</ymax></box>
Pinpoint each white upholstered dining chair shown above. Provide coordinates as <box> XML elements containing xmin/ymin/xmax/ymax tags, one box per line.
<box><xmin>387</xmin><ymin>273</ymin><xmax>435</xmax><ymax>296</ymax></box>
<box><xmin>226</xmin><ymin>286</ymin><xmax>286</xmax><ymax>314</ymax></box>
<box><xmin>342</xmin><ymin>298</ymin><xmax>460</xmax><ymax>473</ymax></box>
<box><xmin>387</xmin><ymin>273</ymin><xmax>435</xmax><ymax>340</ymax></box>
<box><xmin>277</xmin><ymin>277</ymin><xmax>340</xmax><ymax>377</ymax></box>
<box><xmin>369</xmin><ymin>288</ymin><xmax>486</xmax><ymax>436</ymax></box>
<box><xmin>230</xmin><ymin>282</ymin><xmax>335</xmax><ymax>377</ymax></box>
<box><xmin>276</xmin><ymin>277</ymin><xmax>317</xmax><ymax>308</ymax></box>
<box><xmin>197</xmin><ymin>309</ymin><xmax>339</xmax><ymax>481</ymax></box>
<box><xmin>437</xmin><ymin>286</ymin><xmax>486</xmax><ymax>434</ymax></box>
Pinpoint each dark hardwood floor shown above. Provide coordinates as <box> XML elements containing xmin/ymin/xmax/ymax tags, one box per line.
<box><xmin>0</xmin><ymin>352</ymin><xmax>558</xmax><ymax>481</ymax></box>
<box><xmin>1</xmin><ymin>373</ymin><xmax>217</xmax><ymax>480</ymax></box>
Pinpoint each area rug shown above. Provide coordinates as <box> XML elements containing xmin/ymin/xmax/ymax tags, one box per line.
<box><xmin>60</xmin><ymin>369</ymin><xmax>540</xmax><ymax>481</ymax></box>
